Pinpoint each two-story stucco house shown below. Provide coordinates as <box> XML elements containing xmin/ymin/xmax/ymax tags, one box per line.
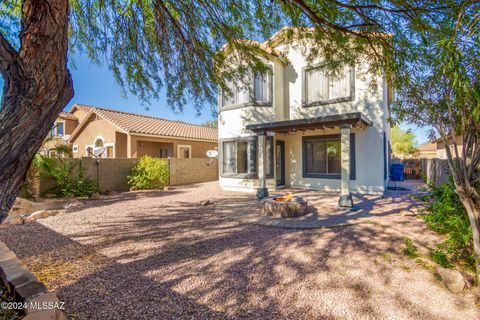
<box><xmin>217</xmin><ymin>28</ymin><xmax>392</xmax><ymax>207</ymax></box>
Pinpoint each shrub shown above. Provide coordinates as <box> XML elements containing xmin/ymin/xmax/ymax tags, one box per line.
<box><xmin>39</xmin><ymin>157</ymin><xmax>97</xmax><ymax>198</ymax></box>
<box><xmin>128</xmin><ymin>156</ymin><xmax>169</xmax><ymax>190</ymax></box>
<box><xmin>404</xmin><ymin>237</ymin><xmax>418</xmax><ymax>258</ymax></box>
<box><xmin>421</xmin><ymin>178</ymin><xmax>474</xmax><ymax>269</ymax></box>
<box><xmin>72</xmin><ymin>164</ymin><xmax>97</xmax><ymax>197</ymax></box>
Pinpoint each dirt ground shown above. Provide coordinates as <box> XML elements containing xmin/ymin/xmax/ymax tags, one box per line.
<box><xmin>0</xmin><ymin>182</ymin><xmax>478</xmax><ymax>319</ymax></box>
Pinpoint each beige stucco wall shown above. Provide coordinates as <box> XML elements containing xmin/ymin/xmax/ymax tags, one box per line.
<box><xmin>71</xmin><ymin>107</ymin><xmax>91</xmax><ymax>123</ymax></box>
<box><xmin>64</xmin><ymin>118</ymin><xmax>78</xmax><ymax>135</ymax></box>
<box><xmin>218</xmin><ymin>37</ymin><xmax>390</xmax><ymax>194</ymax></box>
<box><xmin>283</xmin><ymin>128</ymin><xmax>385</xmax><ymax>194</ymax></box>
<box><xmin>70</xmin><ymin>117</ymin><xmax>118</xmax><ymax>157</ymax></box>
<box><xmin>129</xmin><ymin>134</ymin><xmax>217</xmax><ymax>159</ymax></box>
<box><xmin>169</xmin><ymin>158</ymin><xmax>218</xmax><ymax>185</ymax></box>
<box><xmin>436</xmin><ymin>136</ymin><xmax>463</xmax><ymax>159</ymax></box>
<box><xmin>39</xmin><ymin>158</ymin><xmax>218</xmax><ymax>193</ymax></box>
<box><xmin>115</xmin><ymin>132</ymin><xmax>128</xmax><ymax>158</ymax></box>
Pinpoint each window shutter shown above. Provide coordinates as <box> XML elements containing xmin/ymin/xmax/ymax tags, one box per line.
<box><xmin>249</xmin><ymin>136</ymin><xmax>258</xmax><ymax>177</ymax></box>
<box><xmin>329</xmin><ymin>66</ymin><xmax>351</xmax><ymax>99</ymax></box>
<box><xmin>350</xmin><ymin>133</ymin><xmax>356</xmax><ymax>180</ymax></box>
<box><xmin>266</xmin><ymin>70</ymin><xmax>273</xmax><ymax>103</ymax></box>
<box><xmin>266</xmin><ymin>136</ymin><xmax>274</xmax><ymax>178</ymax></box>
<box><xmin>307</xmin><ymin>68</ymin><xmax>328</xmax><ymax>103</ymax></box>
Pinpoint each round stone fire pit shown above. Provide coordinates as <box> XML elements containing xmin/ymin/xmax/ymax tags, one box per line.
<box><xmin>263</xmin><ymin>194</ymin><xmax>307</xmax><ymax>218</ymax></box>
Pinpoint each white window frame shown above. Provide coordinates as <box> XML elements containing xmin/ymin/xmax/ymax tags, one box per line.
<box><xmin>254</xmin><ymin>68</ymin><xmax>273</xmax><ymax>105</ymax></box>
<box><xmin>50</xmin><ymin>120</ymin><xmax>65</xmax><ymax>138</ymax></box>
<box><xmin>177</xmin><ymin>145</ymin><xmax>192</xmax><ymax>159</ymax></box>
<box><xmin>220</xmin><ymin>65</ymin><xmax>274</xmax><ymax>110</ymax></box>
<box><xmin>302</xmin><ymin>64</ymin><xmax>355</xmax><ymax>107</ymax></box>
<box><xmin>86</xmin><ymin>136</ymin><xmax>115</xmax><ymax>158</ymax></box>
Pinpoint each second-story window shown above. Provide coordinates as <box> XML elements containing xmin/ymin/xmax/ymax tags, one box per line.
<box><xmin>56</xmin><ymin>122</ymin><xmax>64</xmax><ymax>136</ymax></box>
<box><xmin>50</xmin><ymin>122</ymin><xmax>64</xmax><ymax>137</ymax></box>
<box><xmin>254</xmin><ymin>70</ymin><xmax>272</xmax><ymax>103</ymax></box>
<box><xmin>304</xmin><ymin>65</ymin><xmax>354</xmax><ymax>106</ymax></box>
<box><xmin>222</xmin><ymin>78</ymin><xmax>250</xmax><ymax>107</ymax></box>
<box><xmin>222</xmin><ymin>67</ymin><xmax>273</xmax><ymax>108</ymax></box>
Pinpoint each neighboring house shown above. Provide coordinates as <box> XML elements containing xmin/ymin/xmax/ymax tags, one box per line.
<box><xmin>40</xmin><ymin>112</ymin><xmax>79</xmax><ymax>157</ymax></box>
<box><xmin>42</xmin><ymin>104</ymin><xmax>218</xmax><ymax>159</ymax></box>
<box><xmin>414</xmin><ymin>142</ymin><xmax>437</xmax><ymax>159</ymax></box>
<box><xmin>436</xmin><ymin>136</ymin><xmax>463</xmax><ymax>159</ymax></box>
<box><xmin>217</xmin><ymin>27</ymin><xmax>392</xmax><ymax>207</ymax></box>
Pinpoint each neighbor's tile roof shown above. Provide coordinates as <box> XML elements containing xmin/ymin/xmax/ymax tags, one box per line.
<box><xmin>70</xmin><ymin>104</ymin><xmax>218</xmax><ymax>141</ymax></box>
<box><xmin>416</xmin><ymin>142</ymin><xmax>437</xmax><ymax>152</ymax></box>
<box><xmin>58</xmin><ymin>112</ymin><xmax>78</xmax><ymax>121</ymax></box>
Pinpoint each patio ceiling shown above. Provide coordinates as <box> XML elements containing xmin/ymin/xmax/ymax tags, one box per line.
<box><xmin>245</xmin><ymin>112</ymin><xmax>372</xmax><ymax>133</ymax></box>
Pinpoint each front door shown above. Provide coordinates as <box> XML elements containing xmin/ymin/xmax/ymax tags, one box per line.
<box><xmin>276</xmin><ymin>140</ymin><xmax>285</xmax><ymax>186</ymax></box>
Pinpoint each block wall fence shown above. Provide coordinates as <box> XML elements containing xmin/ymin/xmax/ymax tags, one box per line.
<box><xmin>39</xmin><ymin>157</ymin><xmax>218</xmax><ymax>193</ymax></box>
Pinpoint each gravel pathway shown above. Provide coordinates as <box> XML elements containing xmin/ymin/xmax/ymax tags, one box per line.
<box><xmin>0</xmin><ymin>182</ymin><xmax>478</xmax><ymax>319</ymax></box>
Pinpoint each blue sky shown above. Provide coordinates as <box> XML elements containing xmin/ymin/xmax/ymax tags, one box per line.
<box><xmin>0</xmin><ymin>52</ymin><xmax>430</xmax><ymax>144</ymax></box>
<box><xmin>64</xmin><ymin>54</ymin><xmax>216</xmax><ymax>125</ymax></box>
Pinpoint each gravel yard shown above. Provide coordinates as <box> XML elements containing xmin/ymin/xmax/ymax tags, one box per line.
<box><xmin>0</xmin><ymin>182</ymin><xmax>478</xmax><ymax>319</ymax></box>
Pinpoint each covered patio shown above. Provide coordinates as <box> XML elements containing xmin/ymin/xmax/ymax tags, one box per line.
<box><xmin>246</xmin><ymin>112</ymin><xmax>373</xmax><ymax>208</ymax></box>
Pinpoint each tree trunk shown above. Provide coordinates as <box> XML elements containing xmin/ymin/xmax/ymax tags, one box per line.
<box><xmin>458</xmin><ymin>192</ymin><xmax>480</xmax><ymax>285</ymax></box>
<box><xmin>0</xmin><ymin>0</ymin><xmax>73</xmax><ymax>222</ymax></box>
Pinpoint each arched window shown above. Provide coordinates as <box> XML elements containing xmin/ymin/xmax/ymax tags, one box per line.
<box><xmin>94</xmin><ymin>138</ymin><xmax>104</xmax><ymax>148</ymax></box>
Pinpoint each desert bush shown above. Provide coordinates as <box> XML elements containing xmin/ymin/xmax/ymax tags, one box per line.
<box><xmin>421</xmin><ymin>178</ymin><xmax>474</xmax><ymax>269</ymax></box>
<box><xmin>403</xmin><ymin>237</ymin><xmax>418</xmax><ymax>258</ymax></box>
<box><xmin>39</xmin><ymin>157</ymin><xmax>97</xmax><ymax>197</ymax></box>
<box><xmin>128</xmin><ymin>156</ymin><xmax>169</xmax><ymax>190</ymax></box>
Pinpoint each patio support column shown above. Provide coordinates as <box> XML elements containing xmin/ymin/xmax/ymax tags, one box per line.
<box><xmin>338</xmin><ymin>124</ymin><xmax>353</xmax><ymax>208</ymax></box>
<box><xmin>256</xmin><ymin>131</ymin><xmax>269</xmax><ymax>199</ymax></box>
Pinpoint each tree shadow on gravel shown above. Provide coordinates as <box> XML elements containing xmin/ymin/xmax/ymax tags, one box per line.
<box><xmin>0</xmin><ymin>192</ymin><xmax>477</xmax><ymax>320</ymax></box>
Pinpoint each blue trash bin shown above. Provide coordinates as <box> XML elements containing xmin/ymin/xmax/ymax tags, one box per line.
<box><xmin>389</xmin><ymin>163</ymin><xmax>404</xmax><ymax>189</ymax></box>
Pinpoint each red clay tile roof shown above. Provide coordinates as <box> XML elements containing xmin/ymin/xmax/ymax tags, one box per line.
<box><xmin>58</xmin><ymin>112</ymin><xmax>78</xmax><ymax>121</ymax></box>
<box><xmin>416</xmin><ymin>142</ymin><xmax>437</xmax><ymax>152</ymax></box>
<box><xmin>69</xmin><ymin>104</ymin><xmax>218</xmax><ymax>142</ymax></box>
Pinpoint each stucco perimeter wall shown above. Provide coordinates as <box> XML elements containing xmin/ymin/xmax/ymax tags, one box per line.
<box><xmin>39</xmin><ymin>158</ymin><xmax>219</xmax><ymax>193</ymax></box>
<box><xmin>169</xmin><ymin>158</ymin><xmax>219</xmax><ymax>186</ymax></box>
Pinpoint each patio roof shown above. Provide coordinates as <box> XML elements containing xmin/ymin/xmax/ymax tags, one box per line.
<box><xmin>245</xmin><ymin>112</ymin><xmax>373</xmax><ymax>133</ymax></box>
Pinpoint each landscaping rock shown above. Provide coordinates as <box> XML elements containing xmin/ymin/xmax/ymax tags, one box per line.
<box><xmin>24</xmin><ymin>210</ymin><xmax>47</xmax><ymax>223</ymax></box>
<box><xmin>14</xmin><ymin>281</ymin><xmax>48</xmax><ymax>301</ymax></box>
<box><xmin>89</xmin><ymin>192</ymin><xmax>100</xmax><ymax>200</ymax></box>
<box><xmin>200</xmin><ymin>199</ymin><xmax>212</xmax><ymax>206</ymax></box>
<box><xmin>130</xmin><ymin>187</ymin><xmax>138</xmax><ymax>192</ymax></box>
<box><xmin>163</xmin><ymin>186</ymin><xmax>170</xmax><ymax>191</ymax></box>
<box><xmin>24</xmin><ymin>210</ymin><xmax>59</xmax><ymax>223</ymax></box>
<box><xmin>63</xmin><ymin>200</ymin><xmax>86</xmax><ymax>212</ymax></box>
<box><xmin>436</xmin><ymin>266</ymin><xmax>471</xmax><ymax>293</ymax></box>
<box><xmin>23</xmin><ymin>309</ymin><xmax>66</xmax><ymax>320</ymax></box>
<box><xmin>3</xmin><ymin>216</ymin><xmax>24</xmax><ymax>226</ymax></box>
<box><xmin>400</xmin><ymin>209</ymin><xmax>416</xmax><ymax>217</ymax></box>
<box><xmin>25</xmin><ymin>292</ymin><xmax>60</xmax><ymax>314</ymax></box>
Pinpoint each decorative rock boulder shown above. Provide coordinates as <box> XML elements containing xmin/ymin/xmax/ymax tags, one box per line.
<box><xmin>436</xmin><ymin>266</ymin><xmax>471</xmax><ymax>293</ymax></box>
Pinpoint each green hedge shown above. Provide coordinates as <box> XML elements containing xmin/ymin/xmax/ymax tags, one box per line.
<box><xmin>128</xmin><ymin>156</ymin><xmax>169</xmax><ymax>190</ymax></box>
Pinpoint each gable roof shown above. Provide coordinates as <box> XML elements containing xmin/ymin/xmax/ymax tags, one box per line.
<box><xmin>219</xmin><ymin>39</ymin><xmax>289</xmax><ymax>64</ymax></box>
<box><xmin>416</xmin><ymin>142</ymin><xmax>437</xmax><ymax>152</ymax></box>
<box><xmin>265</xmin><ymin>26</ymin><xmax>393</xmax><ymax>48</ymax></box>
<box><xmin>68</xmin><ymin>104</ymin><xmax>218</xmax><ymax>142</ymax></box>
<box><xmin>58</xmin><ymin>112</ymin><xmax>78</xmax><ymax>121</ymax></box>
